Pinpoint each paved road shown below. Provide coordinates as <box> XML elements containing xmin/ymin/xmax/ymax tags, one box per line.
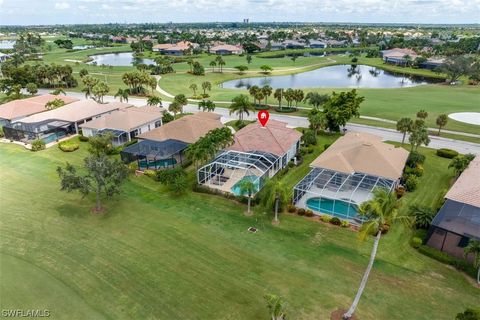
<box><xmin>37</xmin><ymin>89</ymin><xmax>480</xmax><ymax>155</ymax></box>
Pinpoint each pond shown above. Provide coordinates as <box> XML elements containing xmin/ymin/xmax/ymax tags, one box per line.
<box><xmin>88</xmin><ymin>52</ymin><xmax>155</xmax><ymax>66</ymax></box>
<box><xmin>220</xmin><ymin>64</ymin><xmax>441</xmax><ymax>89</ymax></box>
<box><xmin>0</xmin><ymin>40</ymin><xmax>15</xmax><ymax>49</ymax></box>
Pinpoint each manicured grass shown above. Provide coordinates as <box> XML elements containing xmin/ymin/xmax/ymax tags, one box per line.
<box><xmin>0</xmin><ymin>139</ymin><xmax>478</xmax><ymax>319</ymax></box>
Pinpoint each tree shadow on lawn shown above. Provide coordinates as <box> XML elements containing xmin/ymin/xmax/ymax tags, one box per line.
<box><xmin>55</xmin><ymin>196</ymin><xmax>123</xmax><ymax>220</ymax></box>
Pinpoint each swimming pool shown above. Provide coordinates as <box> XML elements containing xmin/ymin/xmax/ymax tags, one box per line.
<box><xmin>41</xmin><ymin>132</ymin><xmax>65</xmax><ymax>144</ymax></box>
<box><xmin>139</xmin><ymin>158</ymin><xmax>177</xmax><ymax>169</ymax></box>
<box><xmin>231</xmin><ymin>175</ymin><xmax>260</xmax><ymax>196</ymax></box>
<box><xmin>306</xmin><ymin>197</ymin><xmax>358</xmax><ymax>220</ymax></box>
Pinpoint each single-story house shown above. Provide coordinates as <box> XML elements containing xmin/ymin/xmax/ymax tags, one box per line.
<box><xmin>198</xmin><ymin>120</ymin><xmax>301</xmax><ymax>195</ymax></box>
<box><xmin>326</xmin><ymin>39</ymin><xmax>347</xmax><ymax>47</ymax></box>
<box><xmin>381</xmin><ymin>48</ymin><xmax>419</xmax><ymax>65</ymax></box>
<box><xmin>110</xmin><ymin>36</ymin><xmax>127</xmax><ymax>43</ymax></box>
<box><xmin>121</xmin><ymin>112</ymin><xmax>223</xmax><ymax>170</ymax></box>
<box><xmin>283</xmin><ymin>40</ymin><xmax>305</xmax><ymax>49</ymax></box>
<box><xmin>3</xmin><ymin>100</ymin><xmax>130</xmax><ymax>144</ymax></box>
<box><xmin>152</xmin><ymin>41</ymin><xmax>199</xmax><ymax>55</ymax></box>
<box><xmin>79</xmin><ymin>106</ymin><xmax>164</xmax><ymax>146</ymax></box>
<box><xmin>293</xmin><ymin>132</ymin><xmax>408</xmax><ymax>223</ymax></box>
<box><xmin>209</xmin><ymin>44</ymin><xmax>244</xmax><ymax>55</ymax></box>
<box><xmin>420</xmin><ymin>58</ymin><xmax>445</xmax><ymax>70</ymax></box>
<box><xmin>0</xmin><ymin>94</ymin><xmax>78</xmax><ymax>126</ymax></box>
<box><xmin>0</xmin><ymin>52</ymin><xmax>12</xmax><ymax>62</ymax></box>
<box><xmin>309</xmin><ymin>40</ymin><xmax>327</xmax><ymax>49</ymax></box>
<box><xmin>426</xmin><ymin>156</ymin><xmax>480</xmax><ymax>261</ymax></box>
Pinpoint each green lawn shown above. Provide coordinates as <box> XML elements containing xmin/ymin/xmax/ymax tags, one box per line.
<box><xmin>0</xmin><ymin>139</ymin><xmax>478</xmax><ymax>320</ymax></box>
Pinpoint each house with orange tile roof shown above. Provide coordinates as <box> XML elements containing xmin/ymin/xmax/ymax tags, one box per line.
<box><xmin>426</xmin><ymin>156</ymin><xmax>480</xmax><ymax>261</ymax></box>
<box><xmin>152</xmin><ymin>41</ymin><xmax>199</xmax><ymax>55</ymax></box>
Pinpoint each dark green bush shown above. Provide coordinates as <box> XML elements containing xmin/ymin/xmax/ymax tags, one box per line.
<box><xmin>78</xmin><ymin>135</ymin><xmax>89</xmax><ymax>142</ymax></box>
<box><xmin>302</xmin><ymin>129</ymin><xmax>317</xmax><ymax>146</ymax></box>
<box><xmin>297</xmin><ymin>208</ymin><xmax>306</xmax><ymax>216</ymax></box>
<box><xmin>324</xmin><ymin>143</ymin><xmax>331</xmax><ymax>150</ymax></box>
<box><xmin>456</xmin><ymin>308</ymin><xmax>480</xmax><ymax>320</ymax></box>
<box><xmin>404</xmin><ymin>164</ymin><xmax>424</xmax><ymax>177</ymax></box>
<box><xmin>417</xmin><ymin>245</ymin><xmax>477</xmax><ymax>279</ymax></box>
<box><xmin>123</xmin><ymin>139</ymin><xmax>138</xmax><ymax>148</ymax></box>
<box><xmin>287</xmin><ymin>204</ymin><xmax>297</xmax><ymax>213</ymax></box>
<box><xmin>404</xmin><ymin>174</ymin><xmax>419</xmax><ymax>192</ymax></box>
<box><xmin>436</xmin><ymin>148</ymin><xmax>459</xmax><ymax>159</ymax></box>
<box><xmin>274</xmin><ymin>107</ymin><xmax>296</xmax><ymax>113</ymax></box>
<box><xmin>162</xmin><ymin>112</ymin><xmax>174</xmax><ymax>123</ymax></box>
<box><xmin>288</xmin><ymin>161</ymin><xmax>295</xmax><ymax>168</ymax></box>
<box><xmin>330</xmin><ymin>217</ymin><xmax>341</xmax><ymax>226</ymax></box>
<box><xmin>31</xmin><ymin>139</ymin><xmax>46</xmax><ymax>151</ymax></box>
<box><xmin>305</xmin><ymin>209</ymin><xmax>314</xmax><ymax>217</ymax></box>
<box><xmin>406</xmin><ymin>151</ymin><xmax>426</xmax><ymax>168</ymax></box>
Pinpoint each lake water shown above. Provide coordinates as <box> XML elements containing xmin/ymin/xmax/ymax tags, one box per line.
<box><xmin>0</xmin><ymin>40</ymin><xmax>15</xmax><ymax>49</ymax></box>
<box><xmin>88</xmin><ymin>52</ymin><xmax>155</xmax><ymax>66</ymax></box>
<box><xmin>221</xmin><ymin>64</ymin><xmax>440</xmax><ymax>89</ymax></box>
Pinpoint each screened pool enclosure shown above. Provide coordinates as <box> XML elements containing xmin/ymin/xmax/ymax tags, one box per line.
<box><xmin>3</xmin><ymin>119</ymin><xmax>74</xmax><ymax>143</ymax></box>
<box><xmin>120</xmin><ymin>139</ymin><xmax>188</xmax><ymax>170</ymax></box>
<box><xmin>293</xmin><ymin>168</ymin><xmax>396</xmax><ymax>223</ymax></box>
<box><xmin>197</xmin><ymin>150</ymin><xmax>282</xmax><ymax>195</ymax></box>
<box><xmin>97</xmin><ymin>128</ymin><xmax>129</xmax><ymax>146</ymax></box>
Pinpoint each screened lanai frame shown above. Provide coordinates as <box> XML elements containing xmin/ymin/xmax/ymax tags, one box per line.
<box><xmin>293</xmin><ymin>167</ymin><xmax>396</xmax><ymax>222</ymax></box>
<box><xmin>197</xmin><ymin>150</ymin><xmax>281</xmax><ymax>194</ymax></box>
<box><xmin>3</xmin><ymin>118</ymin><xmax>73</xmax><ymax>143</ymax></box>
<box><xmin>98</xmin><ymin>128</ymin><xmax>129</xmax><ymax>146</ymax></box>
<box><xmin>120</xmin><ymin>139</ymin><xmax>188</xmax><ymax>170</ymax></box>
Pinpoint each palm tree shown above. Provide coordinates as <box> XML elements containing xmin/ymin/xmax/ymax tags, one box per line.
<box><xmin>261</xmin><ymin>180</ymin><xmax>290</xmax><ymax>223</ymax></box>
<box><xmin>229</xmin><ymin>94</ymin><xmax>254</xmax><ymax>121</ymax></box>
<box><xmin>238</xmin><ymin>179</ymin><xmax>256</xmax><ymax>214</ymax></box>
<box><xmin>215</xmin><ymin>56</ymin><xmax>225</xmax><ymax>72</ymax></box>
<box><xmin>51</xmin><ymin>88</ymin><xmax>66</xmax><ymax>96</ymax></box>
<box><xmin>293</xmin><ymin>89</ymin><xmax>304</xmax><ymax>110</ymax></box>
<box><xmin>114</xmin><ymin>88</ymin><xmax>129</xmax><ymax>103</ymax></box>
<box><xmin>343</xmin><ymin>188</ymin><xmax>408</xmax><ymax>319</ymax></box>
<box><xmin>304</xmin><ymin>92</ymin><xmax>329</xmax><ymax>109</ymax></box>
<box><xmin>168</xmin><ymin>101</ymin><xmax>182</xmax><ymax>118</ymax></box>
<box><xmin>147</xmin><ymin>96</ymin><xmax>162</xmax><ymax>107</ymax></box>
<box><xmin>209</xmin><ymin>60</ymin><xmax>216</xmax><ymax>72</ymax></box>
<box><xmin>262</xmin><ymin>85</ymin><xmax>273</xmax><ymax>106</ymax></box>
<box><xmin>396</xmin><ymin>117</ymin><xmax>413</xmax><ymax>145</ymax></box>
<box><xmin>274</xmin><ymin>88</ymin><xmax>283</xmax><ymax>110</ymax></box>
<box><xmin>463</xmin><ymin>240</ymin><xmax>480</xmax><ymax>284</ymax></box>
<box><xmin>248</xmin><ymin>85</ymin><xmax>260</xmax><ymax>105</ymax></box>
<box><xmin>436</xmin><ymin>114</ymin><xmax>448</xmax><ymax>136</ymax></box>
<box><xmin>189</xmin><ymin>83</ymin><xmax>198</xmax><ymax>97</ymax></box>
<box><xmin>173</xmin><ymin>94</ymin><xmax>188</xmax><ymax>114</ymax></box>
<box><xmin>201</xmin><ymin>81</ymin><xmax>212</xmax><ymax>96</ymax></box>
<box><xmin>199</xmin><ymin>100</ymin><xmax>216</xmax><ymax>112</ymax></box>
<box><xmin>449</xmin><ymin>155</ymin><xmax>471</xmax><ymax>178</ymax></box>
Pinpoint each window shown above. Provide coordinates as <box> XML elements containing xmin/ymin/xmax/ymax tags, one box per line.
<box><xmin>155</xmin><ymin>120</ymin><xmax>162</xmax><ymax>128</ymax></box>
<box><xmin>130</xmin><ymin>129</ymin><xmax>139</xmax><ymax>138</ymax></box>
<box><xmin>458</xmin><ymin>236</ymin><xmax>470</xmax><ymax>248</ymax></box>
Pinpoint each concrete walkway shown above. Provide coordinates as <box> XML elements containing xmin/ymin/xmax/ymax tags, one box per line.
<box><xmin>36</xmin><ymin>89</ymin><xmax>480</xmax><ymax>155</ymax></box>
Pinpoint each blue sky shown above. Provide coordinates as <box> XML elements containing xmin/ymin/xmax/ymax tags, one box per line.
<box><xmin>0</xmin><ymin>0</ymin><xmax>479</xmax><ymax>25</ymax></box>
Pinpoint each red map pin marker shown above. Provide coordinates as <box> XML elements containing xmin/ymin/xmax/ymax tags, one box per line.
<box><xmin>258</xmin><ymin>110</ymin><xmax>270</xmax><ymax>127</ymax></box>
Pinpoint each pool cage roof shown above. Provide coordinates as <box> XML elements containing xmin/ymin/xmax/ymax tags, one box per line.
<box><xmin>6</xmin><ymin>118</ymin><xmax>71</xmax><ymax>134</ymax></box>
<box><xmin>98</xmin><ymin>128</ymin><xmax>127</xmax><ymax>137</ymax></box>
<box><xmin>431</xmin><ymin>200</ymin><xmax>480</xmax><ymax>240</ymax></box>
<box><xmin>200</xmin><ymin>150</ymin><xmax>280</xmax><ymax>175</ymax></box>
<box><xmin>121</xmin><ymin>139</ymin><xmax>188</xmax><ymax>159</ymax></box>
<box><xmin>293</xmin><ymin>167</ymin><xmax>396</xmax><ymax>207</ymax></box>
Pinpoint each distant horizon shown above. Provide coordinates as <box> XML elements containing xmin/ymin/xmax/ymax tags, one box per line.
<box><xmin>1</xmin><ymin>0</ymin><xmax>479</xmax><ymax>26</ymax></box>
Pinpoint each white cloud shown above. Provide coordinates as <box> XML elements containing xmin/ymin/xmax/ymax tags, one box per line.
<box><xmin>54</xmin><ymin>1</ymin><xmax>70</xmax><ymax>9</ymax></box>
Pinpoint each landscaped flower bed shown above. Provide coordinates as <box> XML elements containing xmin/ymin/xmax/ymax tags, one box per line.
<box><xmin>58</xmin><ymin>140</ymin><xmax>80</xmax><ymax>152</ymax></box>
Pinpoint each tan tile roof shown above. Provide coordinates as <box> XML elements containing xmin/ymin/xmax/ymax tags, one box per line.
<box><xmin>228</xmin><ymin>120</ymin><xmax>301</xmax><ymax>157</ymax></box>
<box><xmin>210</xmin><ymin>44</ymin><xmax>243</xmax><ymax>52</ymax></box>
<box><xmin>0</xmin><ymin>94</ymin><xmax>78</xmax><ymax>121</ymax></box>
<box><xmin>382</xmin><ymin>48</ymin><xmax>418</xmax><ymax>59</ymax></box>
<box><xmin>138</xmin><ymin>112</ymin><xmax>222</xmax><ymax>144</ymax></box>
<box><xmin>153</xmin><ymin>41</ymin><xmax>198</xmax><ymax>51</ymax></box>
<box><xmin>79</xmin><ymin>106</ymin><xmax>163</xmax><ymax>132</ymax></box>
<box><xmin>310</xmin><ymin>132</ymin><xmax>409</xmax><ymax>180</ymax></box>
<box><xmin>445</xmin><ymin>156</ymin><xmax>480</xmax><ymax>208</ymax></box>
<box><xmin>20</xmin><ymin>100</ymin><xmax>131</xmax><ymax>123</ymax></box>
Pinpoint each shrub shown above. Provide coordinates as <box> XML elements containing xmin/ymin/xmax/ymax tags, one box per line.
<box><xmin>395</xmin><ymin>186</ymin><xmax>406</xmax><ymax>198</ymax></box>
<box><xmin>302</xmin><ymin>129</ymin><xmax>317</xmax><ymax>146</ymax></box>
<box><xmin>330</xmin><ymin>217</ymin><xmax>341</xmax><ymax>226</ymax></box>
<box><xmin>320</xmin><ymin>215</ymin><xmax>331</xmax><ymax>223</ymax></box>
<box><xmin>307</xmin><ymin>146</ymin><xmax>314</xmax><ymax>154</ymax></box>
<box><xmin>417</xmin><ymin>245</ymin><xmax>477</xmax><ymax>279</ymax></box>
<box><xmin>408</xmin><ymin>204</ymin><xmax>436</xmax><ymax>229</ymax></box>
<box><xmin>456</xmin><ymin>308</ymin><xmax>480</xmax><ymax>320</ymax></box>
<box><xmin>305</xmin><ymin>209</ymin><xmax>314</xmax><ymax>217</ymax></box>
<box><xmin>324</xmin><ymin>143</ymin><xmax>331</xmax><ymax>150</ymax></box>
<box><xmin>299</xmin><ymin>147</ymin><xmax>308</xmax><ymax>156</ymax></box>
<box><xmin>123</xmin><ymin>139</ymin><xmax>138</xmax><ymax>148</ymax></box>
<box><xmin>404</xmin><ymin>174</ymin><xmax>419</xmax><ymax>192</ymax></box>
<box><xmin>128</xmin><ymin>162</ymin><xmax>138</xmax><ymax>173</ymax></box>
<box><xmin>78</xmin><ymin>135</ymin><xmax>89</xmax><ymax>142</ymax></box>
<box><xmin>143</xmin><ymin>169</ymin><xmax>156</xmax><ymax>178</ymax></box>
<box><xmin>404</xmin><ymin>165</ymin><xmax>424</xmax><ymax>177</ymax></box>
<box><xmin>436</xmin><ymin>148</ymin><xmax>459</xmax><ymax>159</ymax></box>
<box><xmin>340</xmin><ymin>220</ymin><xmax>350</xmax><ymax>228</ymax></box>
<box><xmin>162</xmin><ymin>112</ymin><xmax>174</xmax><ymax>123</ymax></box>
<box><xmin>31</xmin><ymin>139</ymin><xmax>45</xmax><ymax>151</ymax></box>
<box><xmin>287</xmin><ymin>204</ymin><xmax>297</xmax><ymax>213</ymax></box>
<box><xmin>0</xmin><ymin>126</ymin><xmax>5</xmax><ymax>138</ymax></box>
<box><xmin>297</xmin><ymin>208</ymin><xmax>306</xmax><ymax>216</ymax></box>
<box><xmin>406</xmin><ymin>151</ymin><xmax>425</xmax><ymax>168</ymax></box>
<box><xmin>58</xmin><ymin>140</ymin><xmax>80</xmax><ymax>152</ymax></box>
<box><xmin>288</xmin><ymin>161</ymin><xmax>295</xmax><ymax>168</ymax></box>
<box><xmin>410</xmin><ymin>237</ymin><xmax>423</xmax><ymax>249</ymax></box>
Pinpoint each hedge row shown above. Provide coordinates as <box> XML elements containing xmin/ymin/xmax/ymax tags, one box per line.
<box><xmin>417</xmin><ymin>245</ymin><xmax>477</xmax><ymax>279</ymax></box>
<box><xmin>436</xmin><ymin>148</ymin><xmax>459</xmax><ymax>159</ymax></box>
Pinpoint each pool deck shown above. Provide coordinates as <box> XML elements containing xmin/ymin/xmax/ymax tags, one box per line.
<box><xmin>201</xmin><ymin>168</ymin><xmax>263</xmax><ymax>195</ymax></box>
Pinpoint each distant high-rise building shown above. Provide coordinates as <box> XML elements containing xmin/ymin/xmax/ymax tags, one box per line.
<box><xmin>243</xmin><ymin>18</ymin><xmax>249</xmax><ymax>24</ymax></box>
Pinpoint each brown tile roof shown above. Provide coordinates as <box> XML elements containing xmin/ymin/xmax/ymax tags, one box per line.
<box><xmin>138</xmin><ymin>112</ymin><xmax>222</xmax><ymax>144</ymax></box>
<box><xmin>153</xmin><ymin>41</ymin><xmax>198</xmax><ymax>51</ymax></box>
<box><xmin>310</xmin><ymin>132</ymin><xmax>409</xmax><ymax>180</ymax></box>
<box><xmin>20</xmin><ymin>100</ymin><xmax>131</xmax><ymax>123</ymax></box>
<box><xmin>445</xmin><ymin>156</ymin><xmax>480</xmax><ymax>208</ymax></box>
<box><xmin>0</xmin><ymin>94</ymin><xmax>79</xmax><ymax>121</ymax></box>
<box><xmin>382</xmin><ymin>48</ymin><xmax>418</xmax><ymax>59</ymax></box>
<box><xmin>227</xmin><ymin>120</ymin><xmax>301</xmax><ymax>157</ymax></box>
<box><xmin>79</xmin><ymin>106</ymin><xmax>163</xmax><ymax>132</ymax></box>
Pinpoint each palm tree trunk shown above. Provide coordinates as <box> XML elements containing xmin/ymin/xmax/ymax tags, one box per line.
<box><xmin>438</xmin><ymin>126</ymin><xmax>441</xmax><ymax>136</ymax></box>
<box><xmin>402</xmin><ymin>132</ymin><xmax>406</xmax><ymax>145</ymax></box>
<box><xmin>95</xmin><ymin>186</ymin><xmax>101</xmax><ymax>211</ymax></box>
<box><xmin>247</xmin><ymin>196</ymin><xmax>251</xmax><ymax>214</ymax></box>
<box><xmin>477</xmin><ymin>266</ymin><xmax>479</xmax><ymax>284</ymax></box>
<box><xmin>343</xmin><ymin>230</ymin><xmax>382</xmax><ymax>319</ymax></box>
<box><xmin>274</xmin><ymin>197</ymin><xmax>279</xmax><ymax>222</ymax></box>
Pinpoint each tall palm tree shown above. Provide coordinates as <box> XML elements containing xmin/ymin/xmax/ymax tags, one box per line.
<box><xmin>215</xmin><ymin>56</ymin><xmax>225</xmax><ymax>72</ymax></box>
<box><xmin>238</xmin><ymin>179</ymin><xmax>256</xmax><ymax>214</ymax></box>
<box><xmin>168</xmin><ymin>101</ymin><xmax>182</xmax><ymax>118</ymax></box>
<box><xmin>396</xmin><ymin>117</ymin><xmax>413</xmax><ymax>145</ymax></box>
<box><xmin>274</xmin><ymin>88</ymin><xmax>283</xmax><ymax>110</ymax></box>
<box><xmin>248</xmin><ymin>85</ymin><xmax>260</xmax><ymax>105</ymax></box>
<box><xmin>201</xmin><ymin>81</ymin><xmax>212</xmax><ymax>96</ymax></box>
<box><xmin>147</xmin><ymin>96</ymin><xmax>162</xmax><ymax>107</ymax></box>
<box><xmin>463</xmin><ymin>240</ymin><xmax>480</xmax><ymax>284</ymax></box>
<box><xmin>261</xmin><ymin>179</ymin><xmax>290</xmax><ymax>223</ymax></box>
<box><xmin>262</xmin><ymin>85</ymin><xmax>273</xmax><ymax>106</ymax></box>
<box><xmin>229</xmin><ymin>94</ymin><xmax>254</xmax><ymax>121</ymax></box>
<box><xmin>199</xmin><ymin>100</ymin><xmax>216</xmax><ymax>112</ymax></box>
<box><xmin>343</xmin><ymin>188</ymin><xmax>409</xmax><ymax>319</ymax></box>
<box><xmin>114</xmin><ymin>88</ymin><xmax>129</xmax><ymax>103</ymax></box>
<box><xmin>189</xmin><ymin>83</ymin><xmax>198</xmax><ymax>97</ymax></box>
<box><xmin>293</xmin><ymin>89</ymin><xmax>304</xmax><ymax>110</ymax></box>
<box><xmin>436</xmin><ymin>114</ymin><xmax>448</xmax><ymax>136</ymax></box>
<box><xmin>209</xmin><ymin>60</ymin><xmax>216</xmax><ymax>72</ymax></box>
<box><xmin>173</xmin><ymin>94</ymin><xmax>188</xmax><ymax>114</ymax></box>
